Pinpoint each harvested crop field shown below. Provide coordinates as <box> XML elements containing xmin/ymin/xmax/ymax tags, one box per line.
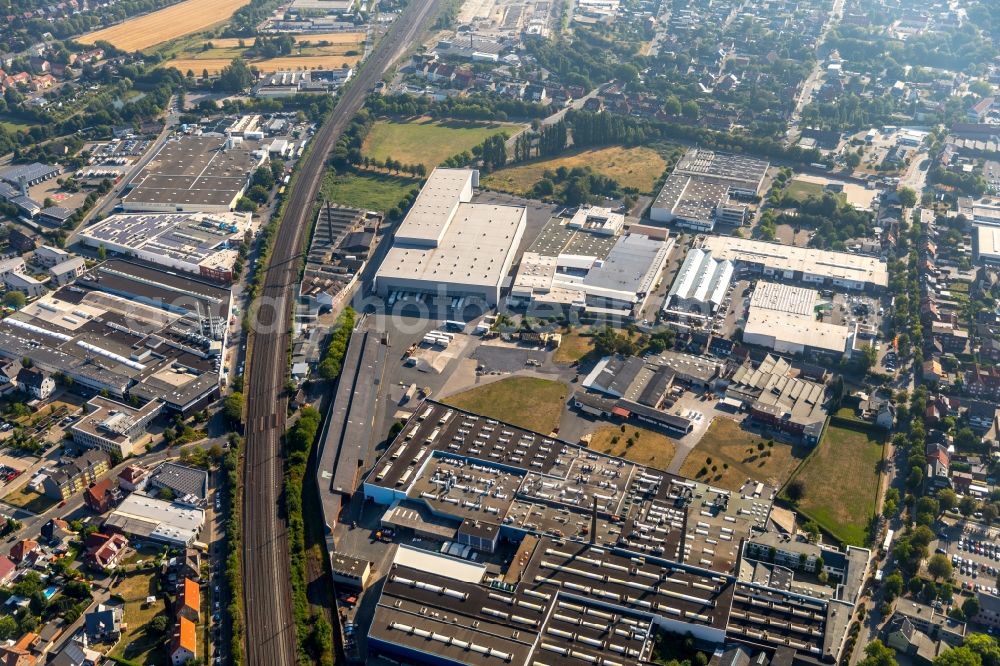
<box><xmin>79</xmin><ymin>0</ymin><xmax>251</xmax><ymax>51</ymax></box>
<box><xmin>483</xmin><ymin>145</ymin><xmax>668</xmax><ymax>195</ymax></box>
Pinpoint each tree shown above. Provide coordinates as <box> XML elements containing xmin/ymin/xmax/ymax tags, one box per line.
<box><xmin>785</xmin><ymin>479</ymin><xmax>805</xmax><ymax>502</ymax></box>
<box><xmin>859</xmin><ymin>344</ymin><xmax>878</xmax><ymax>375</ymax></box>
<box><xmin>3</xmin><ymin>291</ymin><xmax>25</xmax><ymax>310</ymax></box>
<box><xmin>937</xmin><ymin>488</ymin><xmax>958</xmax><ymax>513</ymax></box>
<box><xmin>883</xmin><ymin>571</ymin><xmax>904</xmax><ymax>600</ymax></box>
<box><xmin>934</xmin><ymin>646</ymin><xmax>984</xmax><ymax>666</ymax></box>
<box><xmin>97</xmin><ymin>244</ymin><xmax>107</xmax><ymax>261</ymax></box>
<box><xmin>897</xmin><ymin>187</ymin><xmax>918</xmax><ymax>208</ymax></box>
<box><xmin>982</xmin><ymin>503</ymin><xmax>999</xmax><ymax>524</ymax></box>
<box><xmin>962</xmin><ymin>596</ymin><xmax>981</xmax><ymax>619</ymax></box>
<box><xmin>0</xmin><ymin>616</ymin><xmax>17</xmax><ymax>640</ymax></box>
<box><xmin>845</xmin><ymin>151</ymin><xmax>861</xmax><ymax>169</ymax></box>
<box><xmin>959</xmin><ymin>495</ymin><xmax>979</xmax><ymax>517</ymax></box>
<box><xmin>149</xmin><ymin>614</ymin><xmax>169</xmax><ymax>633</ymax></box>
<box><xmin>927</xmin><ymin>553</ymin><xmax>953</xmax><ymax>581</ymax></box>
<box><xmin>859</xmin><ymin>640</ymin><xmax>898</xmax><ymax>666</ymax></box>
<box><xmin>222</xmin><ymin>392</ymin><xmax>244</xmax><ymax>425</ymax></box>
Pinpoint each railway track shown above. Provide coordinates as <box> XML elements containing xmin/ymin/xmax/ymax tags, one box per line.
<box><xmin>240</xmin><ymin>2</ymin><xmax>441</xmax><ymax>664</ymax></box>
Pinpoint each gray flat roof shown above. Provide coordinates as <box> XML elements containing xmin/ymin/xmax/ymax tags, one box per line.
<box><xmin>123</xmin><ymin>135</ymin><xmax>262</xmax><ymax>208</ymax></box>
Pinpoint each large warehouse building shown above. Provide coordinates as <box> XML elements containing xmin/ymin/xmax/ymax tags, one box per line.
<box><xmin>122</xmin><ymin>135</ymin><xmax>266</xmax><ymax>213</ymax></box>
<box><xmin>742</xmin><ymin>282</ymin><xmax>854</xmax><ymax>358</ymax></box>
<box><xmin>700</xmin><ymin>236</ymin><xmax>888</xmax><ymax>291</ymax></box>
<box><xmin>664</xmin><ymin>247</ymin><xmax>734</xmax><ymax>314</ymax></box>
<box><xmin>509</xmin><ymin>211</ymin><xmax>672</xmax><ymax>319</ymax></box>
<box><xmin>649</xmin><ymin>149</ymin><xmax>769</xmax><ymax>231</ymax></box>
<box><xmin>78</xmin><ymin>211</ymin><xmax>253</xmax><ymax>283</ymax></box>
<box><xmin>374</xmin><ymin>169</ymin><xmax>526</xmax><ymax>307</ymax></box>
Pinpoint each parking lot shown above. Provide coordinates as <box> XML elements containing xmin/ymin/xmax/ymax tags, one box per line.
<box><xmin>933</xmin><ymin>521</ymin><xmax>1000</xmax><ymax>596</ymax></box>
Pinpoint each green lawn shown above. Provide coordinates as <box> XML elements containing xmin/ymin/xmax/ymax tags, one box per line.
<box><xmin>320</xmin><ymin>168</ymin><xmax>420</xmax><ymax>212</ymax></box>
<box><xmin>363</xmin><ymin>117</ymin><xmax>524</xmax><ymax>169</ymax></box>
<box><xmin>443</xmin><ymin>377</ymin><xmax>568</xmax><ymax>435</ymax></box>
<box><xmin>787</xmin><ymin>422</ymin><xmax>884</xmax><ymax>546</ymax></box>
<box><xmin>0</xmin><ymin>115</ymin><xmax>35</xmax><ymax>133</ymax></box>
<box><xmin>784</xmin><ymin>179</ymin><xmax>826</xmax><ymax>201</ymax></box>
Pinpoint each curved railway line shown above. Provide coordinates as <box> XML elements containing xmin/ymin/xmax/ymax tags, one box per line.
<box><xmin>240</xmin><ymin>2</ymin><xmax>440</xmax><ymax>664</ymax></box>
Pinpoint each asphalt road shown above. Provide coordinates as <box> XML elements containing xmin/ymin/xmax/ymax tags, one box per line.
<box><xmin>239</xmin><ymin>2</ymin><xmax>441</xmax><ymax>665</ymax></box>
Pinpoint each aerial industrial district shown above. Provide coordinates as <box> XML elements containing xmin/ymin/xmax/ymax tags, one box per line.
<box><xmin>0</xmin><ymin>0</ymin><xmax>999</xmax><ymax>665</ymax></box>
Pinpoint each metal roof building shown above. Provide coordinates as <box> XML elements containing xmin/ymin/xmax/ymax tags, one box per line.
<box><xmin>666</xmin><ymin>247</ymin><xmax>734</xmax><ymax>314</ymax></box>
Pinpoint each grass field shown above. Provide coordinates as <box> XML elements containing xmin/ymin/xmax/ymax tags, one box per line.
<box><xmin>107</xmin><ymin>572</ymin><xmax>169</xmax><ymax>665</ymax></box>
<box><xmin>321</xmin><ymin>169</ymin><xmax>420</xmax><ymax>212</ymax></box>
<box><xmin>789</xmin><ymin>423</ymin><xmax>884</xmax><ymax>546</ymax></box>
<box><xmin>443</xmin><ymin>377</ymin><xmax>568</xmax><ymax>434</ymax></box>
<box><xmin>79</xmin><ymin>0</ymin><xmax>251</xmax><ymax>51</ymax></box>
<box><xmin>483</xmin><ymin>145</ymin><xmax>668</xmax><ymax>195</ymax></box>
<box><xmin>2</xmin><ymin>486</ymin><xmax>58</xmax><ymax>514</ymax></box>
<box><xmin>363</xmin><ymin>118</ymin><xmax>525</xmax><ymax>169</ymax></box>
<box><xmin>0</xmin><ymin>115</ymin><xmax>34</xmax><ymax>133</ymax></box>
<box><xmin>552</xmin><ymin>329</ymin><xmax>594</xmax><ymax>364</ymax></box>
<box><xmin>783</xmin><ymin>178</ymin><xmax>825</xmax><ymax>201</ymax></box>
<box><xmin>679</xmin><ymin>418</ymin><xmax>808</xmax><ymax>491</ymax></box>
<box><xmin>588</xmin><ymin>425</ymin><xmax>676</xmax><ymax>469</ymax></box>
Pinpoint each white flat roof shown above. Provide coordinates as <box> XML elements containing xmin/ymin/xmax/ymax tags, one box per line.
<box><xmin>701</xmin><ymin>236</ymin><xmax>888</xmax><ymax>287</ymax></box>
<box><xmin>750</xmin><ymin>281</ymin><xmax>817</xmax><ymax>316</ymax></box>
<box><xmin>377</xmin><ymin>203</ymin><xmax>524</xmax><ymax>289</ymax></box>
<box><xmin>393</xmin><ymin>168</ymin><xmax>475</xmax><ymax>247</ymax></box>
<box><xmin>745</xmin><ymin>309</ymin><xmax>851</xmax><ymax>354</ymax></box>
<box><xmin>393</xmin><ymin>544</ymin><xmax>486</xmax><ymax>584</ymax></box>
<box><xmin>977</xmin><ymin>225</ymin><xmax>1000</xmax><ymax>259</ymax></box>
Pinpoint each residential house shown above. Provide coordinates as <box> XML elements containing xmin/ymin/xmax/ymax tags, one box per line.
<box><xmin>83</xmin><ymin>477</ymin><xmax>120</xmax><ymax>513</ymax></box>
<box><xmin>169</xmin><ymin>617</ymin><xmax>197</xmax><ymax>666</ymax></box>
<box><xmin>8</xmin><ymin>228</ymin><xmax>36</xmax><ymax>253</ymax></box>
<box><xmin>117</xmin><ymin>465</ymin><xmax>150</xmax><ymax>492</ymax></box>
<box><xmin>0</xmin><ymin>554</ymin><xmax>16</xmax><ymax>585</ymax></box>
<box><xmin>966</xmin><ymin>365</ymin><xmax>1000</xmax><ymax>400</ymax></box>
<box><xmin>177</xmin><ymin>548</ymin><xmax>200</xmax><ymax>582</ymax></box>
<box><xmin>0</xmin><ymin>361</ymin><xmax>18</xmax><ymax>395</ymax></box>
<box><xmin>967</xmin><ymin>400</ymin><xmax>997</xmax><ymax>434</ymax></box>
<box><xmin>40</xmin><ymin>519</ymin><xmax>73</xmax><ymax>550</ymax></box>
<box><xmin>49</xmin><ymin>257</ymin><xmax>86</xmax><ymax>286</ymax></box>
<box><xmin>8</xmin><ymin>539</ymin><xmax>39</xmax><ymax>566</ymax></box>
<box><xmin>890</xmin><ymin>601</ymin><xmax>965</xmax><ymax>647</ymax></box>
<box><xmin>177</xmin><ymin>578</ymin><xmax>200</xmax><ymax>623</ymax></box>
<box><xmin>84</xmin><ymin>532</ymin><xmax>128</xmax><ymax>570</ymax></box>
<box><xmin>922</xmin><ymin>359</ymin><xmax>945</xmax><ymax>384</ymax></box>
<box><xmin>15</xmin><ymin>368</ymin><xmax>54</xmax><ymax>400</ymax></box>
<box><xmin>48</xmin><ymin>642</ymin><xmax>104</xmax><ymax>666</ymax></box>
<box><xmin>885</xmin><ymin>615</ymin><xmax>944</xmax><ymax>665</ymax></box>
<box><xmin>84</xmin><ymin>604</ymin><xmax>123</xmax><ymax>642</ymax></box>
<box><xmin>0</xmin><ymin>632</ymin><xmax>38</xmax><ymax>666</ymax></box>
